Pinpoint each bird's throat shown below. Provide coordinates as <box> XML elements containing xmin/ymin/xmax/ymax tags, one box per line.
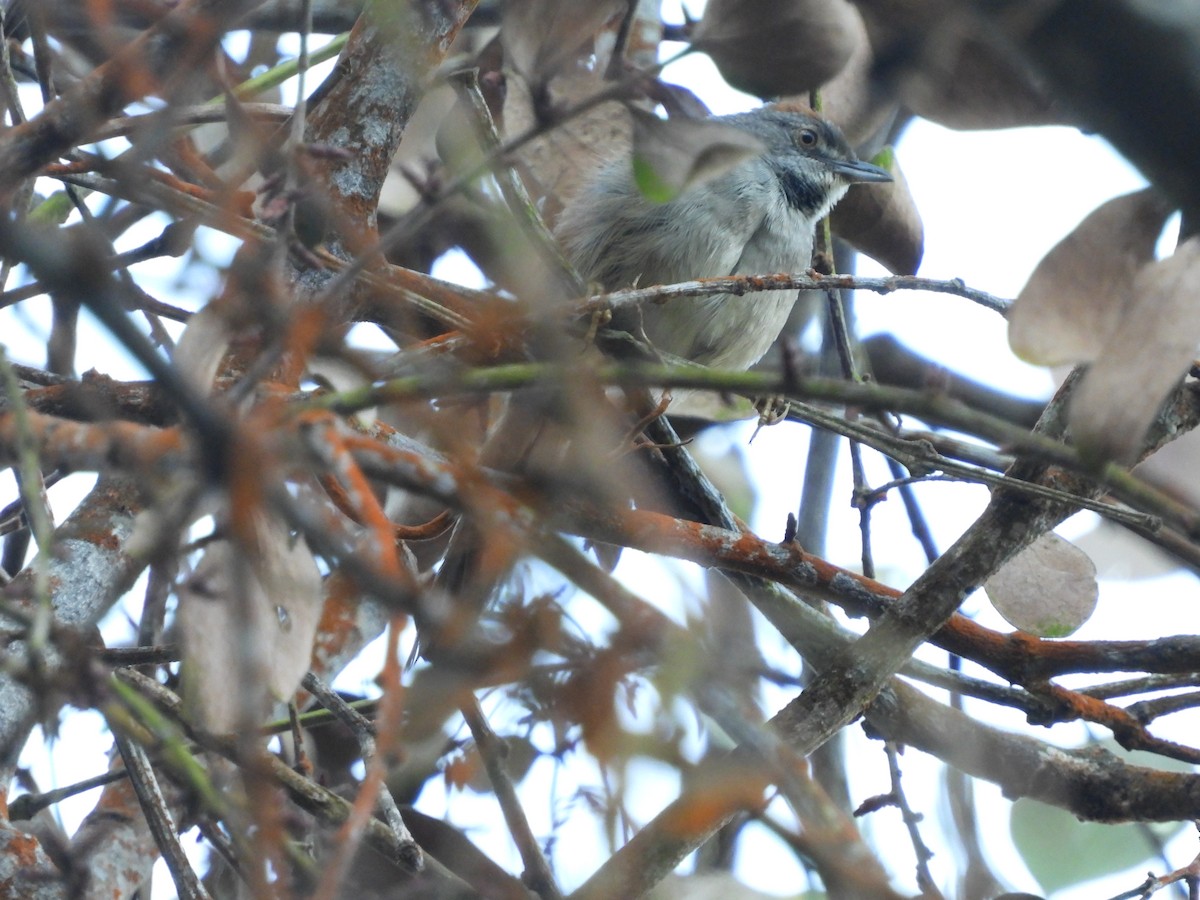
<box><xmin>773</xmin><ymin>164</ymin><xmax>842</xmax><ymax>218</ymax></box>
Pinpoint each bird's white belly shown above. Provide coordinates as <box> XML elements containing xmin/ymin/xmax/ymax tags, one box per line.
<box><xmin>675</xmin><ymin>290</ymin><xmax>797</xmax><ymax>369</ymax></box>
<box><xmin>668</xmin><ymin>203</ymin><xmax>814</xmax><ymax>370</ymax></box>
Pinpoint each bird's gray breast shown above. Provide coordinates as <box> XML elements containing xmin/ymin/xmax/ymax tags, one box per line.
<box><xmin>677</xmin><ymin>187</ymin><xmax>816</xmax><ymax>370</ymax></box>
<box><xmin>560</xmin><ymin>157</ymin><xmax>817</xmax><ymax>372</ymax></box>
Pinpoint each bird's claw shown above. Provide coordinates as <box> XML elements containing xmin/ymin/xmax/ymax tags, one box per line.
<box><xmin>750</xmin><ymin>396</ymin><xmax>790</xmax><ymax>442</ymax></box>
<box><xmin>582</xmin><ymin>305</ymin><xmax>613</xmax><ymax>348</ymax></box>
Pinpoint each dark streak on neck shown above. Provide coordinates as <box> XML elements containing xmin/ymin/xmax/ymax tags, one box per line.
<box><xmin>771</xmin><ymin>160</ymin><xmax>826</xmax><ymax>216</ymax></box>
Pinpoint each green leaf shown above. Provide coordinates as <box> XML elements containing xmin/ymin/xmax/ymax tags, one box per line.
<box><xmin>629</xmin><ymin>108</ymin><xmax>762</xmax><ymax>204</ymax></box>
<box><xmin>1011</xmin><ymin>797</ymin><xmax>1185</xmax><ymax>893</ymax></box>
<box><xmin>28</xmin><ymin>191</ymin><xmax>79</xmax><ymax>226</ymax></box>
<box><xmin>869</xmin><ymin>145</ymin><xmax>895</xmax><ymax>170</ymax></box>
<box><xmin>633</xmin><ymin>156</ymin><xmax>676</xmax><ymax>204</ymax></box>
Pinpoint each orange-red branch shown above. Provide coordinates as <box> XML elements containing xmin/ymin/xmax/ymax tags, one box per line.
<box><xmin>571</xmin><ymin>505</ymin><xmax>1200</xmax><ymax>686</ymax></box>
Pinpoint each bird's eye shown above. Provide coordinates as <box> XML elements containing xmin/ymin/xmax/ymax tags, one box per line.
<box><xmin>797</xmin><ymin>128</ymin><xmax>818</xmax><ymax>148</ymax></box>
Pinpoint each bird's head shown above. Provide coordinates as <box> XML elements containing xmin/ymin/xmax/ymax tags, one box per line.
<box><xmin>725</xmin><ymin>104</ymin><xmax>892</xmax><ymax>220</ymax></box>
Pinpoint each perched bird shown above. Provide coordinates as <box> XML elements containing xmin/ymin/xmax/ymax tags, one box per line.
<box><xmin>556</xmin><ymin>102</ymin><xmax>891</xmax><ymax>412</ymax></box>
<box><xmin>422</xmin><ymin>104</ymin><xmax>889</xmax><ymax>657</ymax></box>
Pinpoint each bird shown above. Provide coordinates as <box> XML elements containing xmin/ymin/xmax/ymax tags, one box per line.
<box><xmin>420</xmin><ymin>104</ymin><xmax>890</xmax><ymax>659</ymax></box>
<box><xmin>555</xmin><ymin>102</ymin><xmax>891</xmax><ymax>414</ymax></box>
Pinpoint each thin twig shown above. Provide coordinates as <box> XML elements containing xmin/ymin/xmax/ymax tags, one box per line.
<box><xmin>94</xmin><ymin>103</ymin><xmax>293</xmax><ymax>141</ymax></box>
<box><xmin>1104</xmin><ymin>836</ymin><xmax>1200</xmax><ymax>899</ymax></box>
<box><xmin>1084</xmin><ymin>674</ymin><xmax>1200</xmax><ymax>701</ymax></box>
<box><xmin>7</xmin><ymin>768</ymin><xmax>129</xmax><ymax>820</ymax></box>
<box><xmin>460</xmin><ymin>695</ymin><xmax>563</xmax><ymax>900</ymax></box>
<box><xmin>112</xmin><ymin>731</ymin><xmax>212</xmax><ymax>900</ymax></box>
<box><xmin>581</xmin><ymin>271</ymin><xmax>1011</xmax><ymax>317</ymax></box>
<box><xmin>46</xmin><ymin>169</ymin><xmax>475</xmax><ymax>333</ymax></box>
<box><xmin>114</xmin><ymin>668</ymin><xmax>446</xmax><ymax>882</ymax></box>
<box><xmin>0</xmin><ymin>347</ymin><xmax>53</xmax><ymax>640</ymax></box>
<box><xmin>446</xmin><ymin>68</ymin><xmax>584</xmax><ymax>296</ymax></box>
<box><xmin>301</xmin><ymin>671</ymin><xmax>422</xmax><ymax>876</ymax></box>
<box><xmin>882</xmin><ymin>742</ymin><xmax>944</xmax><ymax>899</ymax></box>
<box><xmin>304</xmin><ymin>358</ymin><xmax>1184</xmax><ymax>534</ymax></box>
<box><xmin>1125</xmin><ymin>691</ymin><xmax>1200</xmax><ymax>725</ymax></box>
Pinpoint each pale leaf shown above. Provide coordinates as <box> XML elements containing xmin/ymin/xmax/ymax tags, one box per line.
<box><xmin>178</xmin><ymin>542</ymin><xmax>245</xmax><ymax>733</ymax></box>
<box><xmin>173</xmin><ymin>303</ymin><xmax>233</xmax><ymax>394</ymax></box>
<box><xmin>179</xmin><ymin>518</ymin><xmax>323</xmax><ymax>731</ymax></box>
<box><xmin>1009</xmin><ymin>188</ymin><xmax>1175</xmax><ymax>365</ymax></box>
<box><xmin>255</xmin><ymin>518</ymin><xmax>325</xmax><ymax>703</ymax></box>
<box><xmin>1069</xmin><ymin>236</ymin><xmax>1200</xmax><ymax>464</ymax></box>
<box><xmin>693</xmin><ymin>0</ymin><xmax>862</xmax><ymax>99</ymax></box>
<box><xmin>984</xmin><ymin>533</ymin><xmax>1098</xmax><ymax>637</ymax></box>
<box><xmin>629</xmin><ymin>109</ymin><xmax>763</xmax><ymax>204</ymax></box>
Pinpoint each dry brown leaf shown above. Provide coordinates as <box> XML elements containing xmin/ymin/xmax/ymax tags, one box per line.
<box><xmin>1068</xmin><ymin>236</ymin><xmax>1200</xmax><ymax>464</ymax></box>
<box><xmin>829</xmin><ymin>149</ymin><xmax>923</xmax><ymax>274</ymax></box>
<box><xmin>984</xmin><ymin>532</ymin><xmax>1098</xmax><ymax>637</ymax></box>
<box><xmin>179</xmin><ymin>517</ymin><xmax>324</xmax><ymax>732</ymax></box>
<box><xmin>898</xmin><ymin>35</ymin><xmax>1062</xmax><ymax>130</ymax></box>
<box><xmin>1009</xmin><ymin>188</ymin><xmax>1176</xmax><ymax>366</ymax></box>
<box><xmin>501</xmin><ymin>0</ymin><xmax>625</xmax><ymax>84</ymax></box>
<box><xmin>694</xmin><ymin>0</ymin><xmax>862</xmax><ymax>99</ymax></box>
<box><xmin>814</xmin><ymin>9</ymin><xmax>899</xmax><ymax>145</ymax></box>
<box><xmin>629</xmin><ymin>109</ymin><xmax>763</xmax><ymax>203</ymax></box>
<box><xmin>853</xmin><ymin>0</ymin><xmax>1064</xmax><ymax>130</ymax></box>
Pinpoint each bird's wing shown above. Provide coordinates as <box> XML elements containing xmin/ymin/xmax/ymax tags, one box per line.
<box><xmin>602</xmin><ymin>184</ymin><xmax>766</xmax><ymax>360</ymax></box>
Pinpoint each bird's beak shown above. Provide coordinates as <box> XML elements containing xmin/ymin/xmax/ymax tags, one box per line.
<box><xmin>827</xmin><ymin>158</ymin><xmax>893</xmax><ymax>184</ymax></box>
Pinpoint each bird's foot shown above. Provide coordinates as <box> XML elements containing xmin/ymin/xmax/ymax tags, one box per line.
<box><xmin>582</xmin><ymin>304</ymin><xmax>613</xmax><ymax>348</ymax></box>
<box><xmin>625</xmin><ymin>392</ymin><xmax>678</xmax><ymax>456</ymax></box>
<box><xmin>750</xmin><ymin>395</ymin><xmax>790</xmax><ymax>442</ymax></box>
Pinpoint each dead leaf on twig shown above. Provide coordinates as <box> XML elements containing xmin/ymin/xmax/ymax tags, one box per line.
<box><xmin>830</xmin><ymin>148</ymin><xmax>923</xmax><ymax>274</ymax></box>
<box><xmin>1069</xmin><ymin>237</ymin><xmax>1200</xmax><ymax>464</ymax></box>
<box><xmin>501</xmin><ymin>0</ymin><xmax>625</xmax><ymax>86</ymax></box>
<box><xmin>694</xmin><ymin>0</ymin><xmax>863</xmax><ymax>99</ymax></box>
<box><xmin>179</xmin><ymin>516</ymin><xmax>323</xmax><ymax>731</ymax></box>
<box><xmin>1009</xmin><ymin>188</ymin><xmax>1175</xmax><ymax>366</ymax></box>
<box><xmin>985</xmin><ymin>533</ymin><xmax>1098</xmax><ymax>637</ymax></box>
